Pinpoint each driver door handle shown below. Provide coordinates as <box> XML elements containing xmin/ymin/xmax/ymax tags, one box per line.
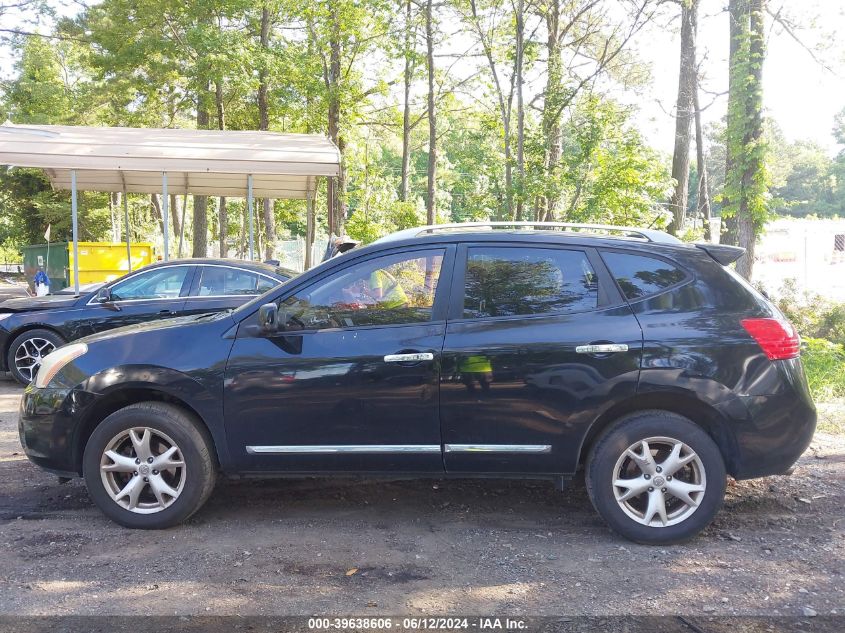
<box><xmin>384</xmin><ymin>352</ymin><xmax>434</xmax><ymax>363</ymax></box>
<box><xmin>159</xmin><ymin>309</ymin><xmax>175</xmax><ymax>316</ymax></box>
<box><xmin>575</xmin><ymin>343</ymin><xmax>628</xmax><ymax>354</ymax></box>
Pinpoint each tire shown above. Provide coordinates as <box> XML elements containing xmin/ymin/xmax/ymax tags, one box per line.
<box><xmin>585</xmin><ymin>410</ymin><xmax>726</xmax><ymax>545</ymax></box>
<box><xmin>82</xmin><ymin>402</ymin><xmax>217</xmax><ymax>529</ymax></box>
<box><xmin>7</xmin><ymin>328</ymin><xmax>67</xmax><ymax>385</ymax></box>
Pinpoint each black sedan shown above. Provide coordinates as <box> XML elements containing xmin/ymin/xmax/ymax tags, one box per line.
<box><xmin>0</xmin><ymin>258</ymin><xmax>295</xmax><ymax>384</ymax></box>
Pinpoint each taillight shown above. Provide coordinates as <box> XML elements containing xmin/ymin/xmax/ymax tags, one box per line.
<box><xmin>741</xmin><ymin>317</ymin><xmax>800</xmax><ymax>360</ymax></box>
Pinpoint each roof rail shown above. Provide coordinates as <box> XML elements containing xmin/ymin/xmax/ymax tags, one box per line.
<box><xmin>375</xmin><ymin>222</ymin><xmax>681</xmax><ymax>245</ymax></box>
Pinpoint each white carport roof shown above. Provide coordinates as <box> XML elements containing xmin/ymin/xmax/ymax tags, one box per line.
<box><xmin>0</xmin><ymin>123</ymin><xmax>339</xmax><ymax>292</ymax></box>
<box><xmin>0</xmin><ymin>123</ymin><xmax>340</xmax><ymax>198</ymax></box>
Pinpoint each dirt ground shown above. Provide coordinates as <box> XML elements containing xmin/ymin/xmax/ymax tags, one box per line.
<box><xmin>0</xmin><ymin>379</ymin><xmax>843</xmax><ymax>618</ymax></box>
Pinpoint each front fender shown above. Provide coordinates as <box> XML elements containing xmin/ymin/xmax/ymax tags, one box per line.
<box><xmin>75</xmin><ymin>364</ymin><xmax>231</xmax><ymax>470</ymax></box>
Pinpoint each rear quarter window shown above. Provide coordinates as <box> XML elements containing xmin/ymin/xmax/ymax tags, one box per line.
<box><xmin>602</xmin><ymin>251</ymin><xmax>687</xmax><ymax>300</ymax></box>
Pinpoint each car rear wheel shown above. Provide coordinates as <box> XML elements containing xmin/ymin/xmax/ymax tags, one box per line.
<box><xmin>586</xmin><ymin>410</ymin><xmax>726</xmax><ymax>544</ymax></box>
<box><xmin>82</xmin><ymin>402</ymin><xmax>216</xmax><ymax>529</ymax></box>
<box><xmin>7</xmin><ymin>328</ymin><xmax>66</xmax><ymax>385</ymax></box>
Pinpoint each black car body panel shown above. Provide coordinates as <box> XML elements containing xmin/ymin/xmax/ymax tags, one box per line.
<box><xmin>1</xmin><ymin>259</ymin><xmax>294</xmax><ymax>372</ymax></box>
<box><xmin>19</xmin><ymin>230</ymin><xmax>816</xmax><ymax>484</ymax></box>
<box><xmin>20</xmin><ymin>313</ymin><xmax>236</xmax><ymax>476</ymax></box>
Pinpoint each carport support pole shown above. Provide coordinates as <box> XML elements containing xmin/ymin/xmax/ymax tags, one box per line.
<box><xmin>247</xmin><ymin>174</ymin><xmax>254</xmax><ymax>260</ymax></box>
<box><xmin>123</xmin><ymin>192</ymin><xmax>131</xmax><ymax>271</ymax></box>
<box><xmin>162</xmin><ymin>172</ymin><xmax>169</xmax><ymax>261</ymax></box>
<box><xmin>71</xmin><ymin>170</ymin><xmax>80</xmax><ymax>295</ymax></box>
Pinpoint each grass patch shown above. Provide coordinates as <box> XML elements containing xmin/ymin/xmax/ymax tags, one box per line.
<box><xmin>802</xmin><ymin>338</ymin><xmax>845</xmax><ymax>434</ymax></box>
<box><xmin>802</xmin><ymin>338</ymin><xmax>845</xmax><ymax>401</ymax></box>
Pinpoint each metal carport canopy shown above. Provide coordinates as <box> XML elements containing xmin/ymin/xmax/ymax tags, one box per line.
<box><xmin>0</xmin><ymin>123</ymin><xmax>340</xmax><ymax>292</ymax></box>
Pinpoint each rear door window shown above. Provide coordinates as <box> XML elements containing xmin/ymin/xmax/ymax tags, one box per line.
<box><xmin>195</xmin><ymin>267</ymin><xmax>275</xmax><ymax>296</ymax></box>
<box><xmin>602</xmin><ymin>252</ymin><xmax>687</xmax><ymax>300</ymax></box>
<box><xmin>463</xmin><ymin>247</ymin><xmax>598</xmax><ymax>318</ymax></box>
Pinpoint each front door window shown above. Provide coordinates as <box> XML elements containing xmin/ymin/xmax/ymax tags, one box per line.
<box><xmin>279</xmin><ymin>250</ymin><xmax>445</xmax><ymax>330</ymax></box>
<box><xmin>109</xmin><ymin>266</ymin><xmax>192</xmax><ymax>301</ymax></box>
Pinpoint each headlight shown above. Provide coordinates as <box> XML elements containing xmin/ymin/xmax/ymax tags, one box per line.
<box><xmin>0</xmin><ymin>313</ymin><xmax>12</xmax><ymax>322</ymax></box>
<box><xmin>34</xmin><ymin>343</ymin><xmax>88</xmax><ymax>388</ymax></box>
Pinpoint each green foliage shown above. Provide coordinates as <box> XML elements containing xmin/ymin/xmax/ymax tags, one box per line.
<box><xmin>774</xmin><ymin>278</ymin><xmax>845</xmax><ymax>346</ymax></box>
<box><xmin>770</xmin><ymin>279</ymin><xmax>845</xmax><ymax>403</ymax></box>
<box><xmin>721</xmin><ymin>5</ymin><xmax>770</xmax><ymax>233</ymax></box>
<box><xmin>802</xmin><ymin>338</ymin><xmax>845</xmax><ymax>401</ymax></box>
<box><xmin>0</xmin><ymin>0</ymin><xmax>769</xmax><ymax>252</ymax></box>
<box><xmin>555</xmin><ymin>97</ymin><xmax>673</xmax><ymax>227</ymax></box>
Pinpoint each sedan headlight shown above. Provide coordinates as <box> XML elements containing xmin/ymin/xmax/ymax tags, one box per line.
<box><xmin>34</xmin><ymin>343</ymin><xmax>88</xmax><ymax>388</ymax></box>
<box><xmin>0</xmin><ymin>313</ymin><xmax>12</xmax><ymax>322</ymax></box>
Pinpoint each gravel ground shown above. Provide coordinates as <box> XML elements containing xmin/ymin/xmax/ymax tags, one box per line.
<box><xmin>0</xmin><ymin>380</ymin><xmax>843</xmax><ymax>618</ymax></box>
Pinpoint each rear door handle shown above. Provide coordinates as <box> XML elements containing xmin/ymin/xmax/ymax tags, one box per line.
<box><xmin>159</xmin><ymin>309</ymin><xmax>175</xmax><ymax>316</ymax></box>
<box><xmin>384</xmin><ymin>352</ymin><xmax>434</xmax><ymax>363</ymax></box>
<box><xmin>575</xmin><ymin>343</ymin><xmax>628</xmax><ymax>354</ymax></box>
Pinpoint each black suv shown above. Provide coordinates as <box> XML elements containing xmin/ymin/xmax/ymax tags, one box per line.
<box><xmin>19</xmin><ymin>223</ymin><xmax>816</xmax><ymax>543</ymax></box>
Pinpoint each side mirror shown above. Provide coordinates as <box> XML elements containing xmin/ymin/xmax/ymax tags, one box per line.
<box><xmin>258</xmin><ymin>303</ymin><xmax>278</xmax><ymax>333</ymax></box>
<box><xmin>95</xmin><ymin>287</ymin><xmax>112</xmax><ymax>303</ymax></box>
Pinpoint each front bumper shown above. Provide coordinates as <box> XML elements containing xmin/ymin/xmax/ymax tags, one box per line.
<box><xmin>18</xmin><ymin>384</ymin><xmax>80</xmax><ymax>477</ymax></box>
<box><xmin>0</xmin><ymin>326</ymin><xmax>11</xmax><ymax>372</ymax></box>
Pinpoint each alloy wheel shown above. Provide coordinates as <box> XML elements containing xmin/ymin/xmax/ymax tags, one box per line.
<box><xmin>99</xmin><ymin>427</ymin><xmax>186</xmax><ymax>514</ymax></box>
<box><xmin>612</xmin><ymin>436</ymin><xmax>706</xmax><ymax>527</ymax></box>
<box><xmin>14</xmin><ymin>337</ymin><xmax>57</xmax><ymax>382</ymax></box>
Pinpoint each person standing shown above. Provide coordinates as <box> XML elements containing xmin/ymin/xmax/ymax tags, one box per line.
<box><xmin>34</xmin><ymin>265</ymin><xmax>50</xmax><ymax>296</ymax></box>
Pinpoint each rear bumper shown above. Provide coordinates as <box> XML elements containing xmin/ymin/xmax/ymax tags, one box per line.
<box><xmin>18</xmin><ymin>384</ymin><xmax>80</xmax><ymax>477</ymax></box>
<box><xmin>723</xmin><ymin>358</ymin><xmax>817</xmax><ymax>480</ymax></box>
<box><xmin>727</xmin><ymin>393</ymin><xmax>816</xmax><ymax>479</ymax></box>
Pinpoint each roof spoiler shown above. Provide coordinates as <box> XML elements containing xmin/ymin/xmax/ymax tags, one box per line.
<box><xmin>695</xmin><ymin>243</ymin><xmax>745</xmax><ymax>265</ymax></box>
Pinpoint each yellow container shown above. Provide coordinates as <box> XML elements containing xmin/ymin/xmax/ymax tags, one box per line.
<box><xmin>67</xmin><ymin>242</ymin><xmax>155</xmax><ymax>286</ymax></box>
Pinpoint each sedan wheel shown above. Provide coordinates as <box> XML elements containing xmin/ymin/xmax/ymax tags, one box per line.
<box><xmin>100</xmin><ymin>427</ymin><xmax>186</xmax><ymax>514</ymax></box>
<box><xmin>7</xmin><ymin>329</ymin><xmax>67</xmax><ymax>385</ymax></box>
<box><xmin>14</xmin><ymin>337</ymin><xmax>57</xmax><ymax>382</ymax></box>
<box><xmin>586</xmin><ymin>410</ymin><xmax>726</xmax><ymax>544</ymax></box>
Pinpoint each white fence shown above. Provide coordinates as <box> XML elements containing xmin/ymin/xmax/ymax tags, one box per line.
<box><xmin>755</xmin><ymin>219</ymin><xmax>845</xmax><ymax>301</ymax></box>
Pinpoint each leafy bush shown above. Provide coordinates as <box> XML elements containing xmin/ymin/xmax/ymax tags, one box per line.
<box><xmin>802</xmin><ymin>338</ymin><xmax>845</xmax><ymax>401</ymax></box>
<box><xmin>773</xmin><ymin>279</ymin><xmax>845</xmax><ymax>346</ymax></box>
<box><xmin>766</xmin><ymin>279</ymin><xmax>845</xmax><ymax>402</ymax></box>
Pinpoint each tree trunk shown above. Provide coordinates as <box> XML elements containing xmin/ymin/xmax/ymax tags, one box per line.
<box><xmin>258</xmin><ymin>6</ymin><xmax>270</xmax><ymax>131</ymax></box>
<box><xmin>425</xmin><ymin>0</ymin><xmax>436</xmax><ymax>225</ymax></box>
<box><xmin>468</xmin><ymin>0</ymin><xmax>512</xmax><ymax>220</ymax></box>
<box><xmin>735</xmin><ymin>0</ymin><xmax>765</xmax><ymax>279</ymax></box>
<box><xmin>542</xmin><ymin>2</ymin><xmax>562</xmax><ymax>221</ymax></box>
<box><xmin>722</xmin><ymin>0</ymin><xmax>748</xmax><ymax>247</ymax></box>
<box><xmin>169</xmin><ymin>194</ymin><xmax>181</xmax><ymax>241</ymax></box>
<box><xmin>668</xmin><ymin>0</ymin><xmax>697</xmax><ymax>236</ymax></box>
<box><xmin>263</xmin><ymin>199</ymin><xmax>275</xmax><ymax>260</ymax></box>
<box><xmin>305</xmin><ymin>191</ymin><xmax>315</xmax><ymax>270</ymax></box>
<box><xmin>514</xmin><ymin>0</ymin><xmax>526</xmax><ymax>221</ymax></box>
<box><xmin>326</xmin><ymin>5</ymin><xmax>345</xmax><ymax>236</ymax></box>
<box><xmin>400</xmin><ymin>0</ymin><xmax>414</xmax><ymax>202</ymax></box>
<box><xmin>258</xmin><ymin>5</ymin><xmax>275</xmax><ymax>259</ymax></box>
<box><xmin>109</xmin><ymin>193</ymin><xmax>118</xmax><ymax>242</ymax></box>
<box><xmin>150</xmin><ymin>194</ymin><xmax>165</xmax><ymax>236</ymax></box>
<box><xmin>192</xmin><ymin>85</ymin><xmax>211</xmax><ymax>257</ymax></box>
<box><xmin>694</xmin><ymin>81</ymin><xmax>713</xmax><ymax>241</ymax></box>
<box><xmin>218</xmin><ymin>197</ymin><xmax>228</xmax><ymax>257</ymax></box>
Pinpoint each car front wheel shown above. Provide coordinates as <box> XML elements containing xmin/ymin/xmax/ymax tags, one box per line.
<box><xmin>8</xmin><ymin>328</ymin><xmax>66</xmax><ymax>384</ymax></box>
<box><xmin>586</xmin><ymin>410</ymin><xmax>726</xmax><ymax>544</ymax></box>
<box><xmin>82</xmin><ymin>402</ymin><xmax>217</xmax><ymax>529</ymax></box>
